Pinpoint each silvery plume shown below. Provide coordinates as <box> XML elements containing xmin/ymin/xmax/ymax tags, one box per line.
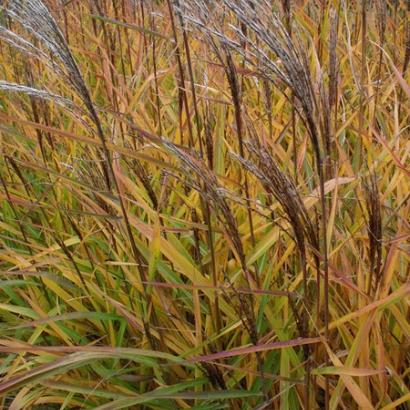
<box><xmin>0</xmin><ymin>0</ymin><xmax>102</xmax><ymax>127</ymax></box>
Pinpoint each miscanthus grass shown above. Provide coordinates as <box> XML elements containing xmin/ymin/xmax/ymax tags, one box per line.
<box><xmin>0</xmin><ymin>0</ymin><xmax>409</xmax><ymax>409</ymax></box>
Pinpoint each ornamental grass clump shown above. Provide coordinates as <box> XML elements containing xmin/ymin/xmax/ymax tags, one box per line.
<box><xmin>0</xmin><ymin>1</ymin><xmax>408</xmax><ymax>409</ymax></box>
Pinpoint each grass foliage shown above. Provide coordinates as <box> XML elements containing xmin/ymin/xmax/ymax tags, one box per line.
<box><xmin>0</xmin><ymin>0</ymin><xmax>409</xmax><ymax>408</ymax></box>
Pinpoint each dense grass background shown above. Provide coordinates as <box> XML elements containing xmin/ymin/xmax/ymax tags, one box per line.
<box><xmin>0</xmin><ymin>0</ymin><xmax>409</xmax><ymax>408</ymax></box>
